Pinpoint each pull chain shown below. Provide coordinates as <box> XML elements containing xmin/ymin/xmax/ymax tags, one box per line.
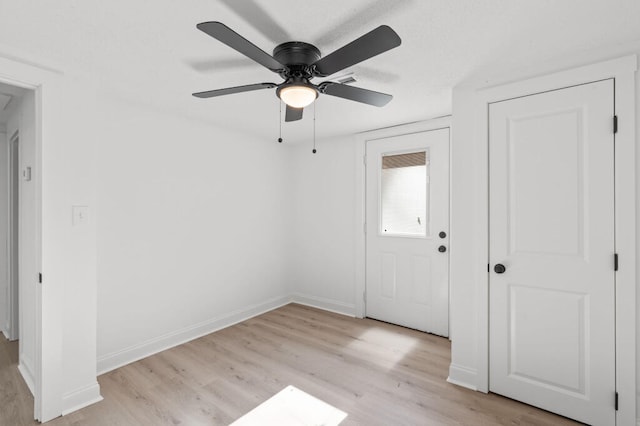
<box><xmin>278</xmin><ymin>101</ymin><xmax>283</xmax><ymax>143</ymax></box>
<box><xmin>312</xmin><ymin>101</ymin><xmax>317</xmax><ymax>154</ymax></box>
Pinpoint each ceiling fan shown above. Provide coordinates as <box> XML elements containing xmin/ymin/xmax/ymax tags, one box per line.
<box><xmin>192</xmin><ymin>21</ymin><xmax>401</xmax><ymax>122</ymax></box>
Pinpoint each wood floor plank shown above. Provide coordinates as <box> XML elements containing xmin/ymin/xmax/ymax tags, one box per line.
<box><xmin>1</xmin><ymin>304</ymin><xmax>581</xmax><ymax>425</ymax></box>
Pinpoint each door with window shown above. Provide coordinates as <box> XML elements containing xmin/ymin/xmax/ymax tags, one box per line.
<box><xmin>489</xmin><ymin>80</ymin><xmax>616</xmax><ymax>425</ymax></box>
<box><xmin>365</xmin><ymin>128</ymin><xmax>449</xmax><ymax>335</ymax></box>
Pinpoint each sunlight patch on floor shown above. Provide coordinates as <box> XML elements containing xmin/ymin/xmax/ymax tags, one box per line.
<box><xmin>230</xmin><ymin>385</ymin><xmax>347</xmax><ymax>426</ymax></box>
<box><xmin>348</xmin><ymin>326</ymin><xmax>419</xmax><ymax>370</ymax></box>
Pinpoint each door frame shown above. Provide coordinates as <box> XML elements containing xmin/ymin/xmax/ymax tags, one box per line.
<box><xmin>7</xmin><ymin>131</ymin><xmax>19</xmax><ymax>341</ymax></box>
<box><xmin>0</xmin><ymin>54</ymin><xmax>60</xmax><ymax>421</ymax></box>
<box><xmin>471</xmin><ymin>56</ymin><xmax>636</xmax><ymax>424</ymax></box>
<box><xmin>354</xmin><ymin>117</ymin><xmax>452</xmax><ymax>320</ymax></box>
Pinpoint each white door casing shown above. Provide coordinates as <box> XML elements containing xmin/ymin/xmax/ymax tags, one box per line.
<box><xmin>365</xmin><ymin>128</ymin><xmax>449</xmax><ymax>335</ymax></box>
<box><xmin>18</xmin><ymin>101</ymin><xmax>39</xmax><ymax>396</ymax></box>
<box><xmin>9</xmin><ymin>134</ymin><xmax>20</xmax><ymax>341</ymax></box>
<box><xmin>489</xmin><ymin>80</ymin><xmax>615</xmax><ymax>425</ymax></box>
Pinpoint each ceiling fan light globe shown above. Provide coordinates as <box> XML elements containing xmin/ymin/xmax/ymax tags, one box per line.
<box><xmin>279</xmin><ymin>85</ymin><xmax>317</xmax><ymax>108</ymax></box>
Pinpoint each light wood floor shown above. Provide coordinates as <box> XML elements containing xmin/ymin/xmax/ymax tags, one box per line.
<box><xmin>0</xmin><ymin>332</ymin><xmax>36</xmax><ymax>423</ymax></box>
<box><xmin>2</xmin><ymin>303</ymin><xmax>580</xmax><ymax>425</ymax></box>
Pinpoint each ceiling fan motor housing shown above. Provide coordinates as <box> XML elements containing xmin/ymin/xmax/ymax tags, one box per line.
<box><xmin>273</xmin><ymin>42</ymin><xmax>321</xmax><ymax>79</ymax></box>
<box><xmin>273</xmin><ymin>42</ymin><xmax>321</xmax><ymax>67</ymax></box>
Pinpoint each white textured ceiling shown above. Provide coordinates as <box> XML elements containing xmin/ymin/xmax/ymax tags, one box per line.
<box><xmin>1</xmin><ymin>1</ymin><xmax>640</xmax><ymax>142</ymax></box>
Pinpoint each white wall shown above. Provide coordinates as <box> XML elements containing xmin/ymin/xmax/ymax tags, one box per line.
<box><xmin>0</xmin><ymin>51</ymin><xmax>293</xmax><ymax>420</ymax></box>
<box><xmin>34</xmin><ymin>76</ymin><xmax>101</xmax><ymax>417</ymax></box>
<box><xmin>0</xmin><ymin>129</ymin><xmax>6</xmax><ymax>336</ymax></box>
<box><xmin>23</xmin><ymin>69</ymin><xmax>100</xmax><ymax>420</ymax></box>
<box><xmin>448</xmin><ymin>85</ymin><xmax>482</xmax><ymax>387</ymax></box>
<box><xmin>95</xmin><ymin>96</ymin><xmax>290</xmax><ymax>372</ymax></box>
<box><xmin>287</xmin><ymin>137</ymin><xmax>358</xmax><ymax>315</ymax></box>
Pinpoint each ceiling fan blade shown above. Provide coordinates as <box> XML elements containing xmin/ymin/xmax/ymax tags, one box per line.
<box><xmin>186</xmin><ymin>57</ymin><xmax>256</xmax><ymax>73</ymax></box>
<box><xmin>192</xmin><ymin>83</ymin><xmax>277</xmax><ymax>98</ymax></box>
<box><xmin>196</xmin><ymin>22</ymin><xmax>285</xmax><ymax>72</ymax></box>
<box><xmin>354</xmin><ymin>66</ymin><xmax>400</xmax><ymax>84</ymax></box>
<box><xmin>321</xmin><ymin>83</ymin><xmax>392</xmax><ymax>107</ymax></box>
<box><xmin>313</xmin><ymin>26</ymin><xmax>401</xmax><ymax>77</ymax></box>
<box><xmin>285</xmin><ymin>105</ymin><xmax>303</xmax><ymax>122</ymax></box>
<box><xmin>218</xmin><ymin>0</ymin><xmax>291</xmax><ymax>44</ymax></box>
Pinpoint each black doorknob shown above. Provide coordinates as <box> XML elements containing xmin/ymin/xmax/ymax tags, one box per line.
<box><xmin>439</xmin><ymin>231</ymin><xmax>447</xmax><ymax>239</ymax></box>
<box><xmin>438</xmin><ymin>245</ymin><xmax>447</xmax><ymax>253</ymax></box>
<box><xmin>494</xmin><ymin>264</ymin><xmax>506</xmax><ymax>274</ymax></box>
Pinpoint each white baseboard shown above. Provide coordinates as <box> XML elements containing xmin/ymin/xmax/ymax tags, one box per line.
<box><xmin>2</xmin><ymin>324</ymin><xmax>17</xmax><ymax>341</ymax></box>
<box><xmin>18</xmin><ymin>362</ymin><xmax>35</xmax><ymax>396</ymax></box>
<box><xmin>62</xmin><ymin>382</ymin><xmax>103</xmax><ymax>416</ymax></box>
<box><xmin>447</xmin><ymin>363</ymin><xmax>478</xmax><ymax>391</ymax></box>
<box><xmin>290</xmin><ymin>293</ymin><xmax>357</xmax><ymax>317</ymax></box>
<box><xmin>97</xmin><ymin>295</ymin><xmax>291</xmax><ymax>375</ymax></box>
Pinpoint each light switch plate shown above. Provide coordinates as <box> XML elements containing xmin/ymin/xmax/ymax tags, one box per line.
<box><xmin>72</xmin><ymin>205</ymin><xmax>89</xmax><ymax>226</ymax></box>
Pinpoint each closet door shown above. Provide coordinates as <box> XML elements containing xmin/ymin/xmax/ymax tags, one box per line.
<box><xmin>489</xmin><ymin>80</ymin><xmax>616</xmax><ymax>425</ymax></box>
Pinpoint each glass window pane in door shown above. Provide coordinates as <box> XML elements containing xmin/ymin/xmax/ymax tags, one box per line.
<box><xmin>380</xmin><ymin>150</ymin><xmax>429</xmax><ymax>236</ymax></box>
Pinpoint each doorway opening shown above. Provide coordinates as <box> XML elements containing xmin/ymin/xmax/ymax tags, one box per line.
<box><xmin>361</xmin><ymin>124</ymin><xmax>451</xmax><ymax>337</ymax></box>
<box><xmin>0</xmin><ymin>81</ymin><xmax>38</xmax><ymax>419</ymax></box>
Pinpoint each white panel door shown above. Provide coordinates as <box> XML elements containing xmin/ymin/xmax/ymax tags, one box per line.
<box><xmin>366</xmin><ymin>128</ymin><xmax>449</xmax><ymax>336</ymax></box>
<box><xmin>489</xmin><ymin>80</ymin><xmax>615</xmax><ymax>425</ymax></box>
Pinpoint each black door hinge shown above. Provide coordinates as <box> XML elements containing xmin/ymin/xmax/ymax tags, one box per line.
<box><xmin>38</xmin><ymin>273</ymin><xmax>42</xmax><ymax>284</ymax></box>
<box><xmin>487</xmin><ymin>263</ymin><xmax>490</xmax><ymax>272</ymax></box>
<box><xmin>613</xmin><ymin>116</ymin><xmax>618</xmax><ymax>134</ymax></box>
<box><xmin>614</xmin><ymin>253</ymin><xmax>619</xmax><ymax>271</ymax></box>
<box><xmin>615</xmin><ymin>392</ymin><xmax>618</xmax><ymax>410</ymax></box>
